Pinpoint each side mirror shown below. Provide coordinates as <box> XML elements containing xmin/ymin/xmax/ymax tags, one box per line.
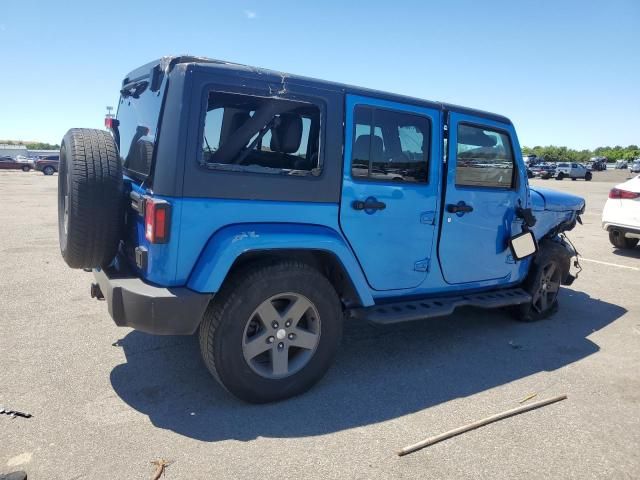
<box><xmin>509</xmin><ymin>231</ymin><xmax>538</xmax><ymax>260</ymax></box>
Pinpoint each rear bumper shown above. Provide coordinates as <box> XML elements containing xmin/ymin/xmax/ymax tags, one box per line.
<box><xmin>93</xmin><ymin>267</ymin><xmax>213</xmax><ymax>335</ymax></box>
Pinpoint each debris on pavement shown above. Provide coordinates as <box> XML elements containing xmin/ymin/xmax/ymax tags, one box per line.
<box><xmin>518</xmin><ymin>393</ymin><xmax>538</xmax><ymax>404</ymax></box>
<box><xmin>398</xmin><ymin>394</ymin><xmax>568</xmax><ymax>457</ymax></box>
<box><xmin>0</xmin><ymin>407</ymin><xmax>32</xmax><ymax>419</ymax></box>
<box><xmin>150</xmin><ymin>459</ymin><xmax>173</xmax><ymax>480</ymax></box>
<box><xmin>0</xmin><ymin>471</ymin><xmax>28</xmax><ymax>480</ymax></box>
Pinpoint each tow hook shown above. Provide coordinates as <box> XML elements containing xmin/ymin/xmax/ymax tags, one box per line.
<box><xmin>90</xmin><ymin>283</ymin><xmax>105</xmax><ymax>300</ymax></box>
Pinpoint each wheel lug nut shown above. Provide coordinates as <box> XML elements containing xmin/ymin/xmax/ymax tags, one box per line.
<box><xmin>278</xmin><ymin>342</ymin><xmax>284</xmax><ymax>350</ymax></box>
<box><xmin>285</xmin><ymin>320</ymin><xmax>292</xmax><ymax>327</ymax></box>
<box><xmin>272</xmin><ymin>321</ymin><xmax>279</xmax><ymax>329</ymax></box>
<box><xmin>288</xmin><ymin>333</ymin><xmax>295</xmax><ymax>340</ymax></box>
<box><xmin>267</xmin><ymin>336</ymin><xmax>274</xmax><ymax>344</ymax></box>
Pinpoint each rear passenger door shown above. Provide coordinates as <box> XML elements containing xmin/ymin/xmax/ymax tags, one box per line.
<box><xmin>438</xmin><ymin>112</ymin><xmax>526</xmax><ymax>284</ymax></box>
<box><xmin>339</xmin><ymin>95</ymin><xmax>441</xmax><ymax>291</ymax></box>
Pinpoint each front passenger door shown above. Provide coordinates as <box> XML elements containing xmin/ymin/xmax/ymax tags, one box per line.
<box><xmin>438</xmin><ymin>113</ymin><xmax>526</xmax><ymax>284</ymax></box>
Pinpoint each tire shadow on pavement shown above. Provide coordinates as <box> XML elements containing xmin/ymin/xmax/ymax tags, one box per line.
<box><xmin>611</xmin><ymin>247</ymin><xmax>640</xmax><ymax>259</ymax></box>
<box><xmin>109</xmin><ymin>289</ymin><xmax>625</xmax><ymax>441</ymax></box>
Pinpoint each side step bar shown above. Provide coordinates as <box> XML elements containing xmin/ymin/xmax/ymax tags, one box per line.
<box><xmin>350</xmin><ymin>287</ymin><xmax>532</xmax><ymax>325</ymax></box>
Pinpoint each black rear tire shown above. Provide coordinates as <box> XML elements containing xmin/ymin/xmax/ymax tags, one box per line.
<box><xmin>513</xmin><ymin>240</ymin><xmax>570</xmax><ymax>322</ymax></box>
<box><xmin>556</xmin><ymin>172</ymin><xmax>564</xmax><ymax>180</ymax></box>
<box><xmin>21</xmin><ymin>165</ymin><xmax>30</xmax><ymax>172</ymax></box>
<box><xmin>609</xmin><ymin>231</ymin><xmax>639</xmax><ymax>249</ymax></box>
<box><xmin>199</xmin><ymin>260</ymin><xmax>343</xmax><ymax>403</ymax></box>
<box><xmin>58</xmin><ymin>128</ymin><xmax>123</xmax><ymax>269</ymax></box>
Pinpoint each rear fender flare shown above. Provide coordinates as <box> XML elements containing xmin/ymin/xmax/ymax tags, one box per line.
<box><xmin>187</xmin><ymin>224</ymin><xmax>374</xmax><ymax>306</ymax></box>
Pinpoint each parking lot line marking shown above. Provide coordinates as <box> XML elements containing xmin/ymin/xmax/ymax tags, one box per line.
<box><xmin>581</xmin><ymin>258</ymin><xmax>639</xmax><ymax>271</ymax></box>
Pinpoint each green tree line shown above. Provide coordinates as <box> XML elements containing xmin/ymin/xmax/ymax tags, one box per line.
<box><xmin>0</xmin><ymin>139</ymin><xmax>60</xmax><ymax>150</ymax></box>
<box><xmin>522</xmin><ymin>145</ymin><xmax>639</xmax><ymax>163</ymax></box>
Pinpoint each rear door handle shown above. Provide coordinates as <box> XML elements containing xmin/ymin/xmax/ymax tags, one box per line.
<box><xmin>446</xmin><ymin>201</ymin><xmax>473</xmax><ymax>214</ymax></box>
<box><xmin>352</xmin><ymin>197</ymin><xmax>386</xmax><ymax>212</ymax></box>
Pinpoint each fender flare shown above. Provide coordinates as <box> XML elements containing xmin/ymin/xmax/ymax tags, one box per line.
<box><xmin>186</xmin><ymin>223</ymin><xmax>374</xmax><ymax>306</ymax></box>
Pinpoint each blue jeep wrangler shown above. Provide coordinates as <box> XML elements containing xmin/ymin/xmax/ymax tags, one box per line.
<box><xmin>57</xmin><ymin>56</ymin><xmax>585</xmax><ymax>403</ymax></box>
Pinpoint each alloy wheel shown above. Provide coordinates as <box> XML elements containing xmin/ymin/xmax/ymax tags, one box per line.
<box><xmin>242</xmin><ymin>292</ymin><xmax>321</xmax><ymax>379</ymax></box>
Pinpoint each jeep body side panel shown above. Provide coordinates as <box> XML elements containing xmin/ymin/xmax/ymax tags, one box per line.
<box><xmin>187</xmin><ymin>223</ymin><xmax>375</xmax><ymax>306</ymax></box>
<box><xmin>178</xmin><ymin>64</ymin><xmax>343</xmax><ymax>203</ymax></box>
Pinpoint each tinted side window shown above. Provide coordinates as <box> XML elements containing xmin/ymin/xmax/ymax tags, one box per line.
<box><xmin>201</xmin><ymin>91</ymin><xmax>321</xmax><ymax>174</ymax></box>
<box><xmin>351</xmin><ymin>106</ymin><xmax>430</xmax><ymax>183</ymax></box>
<box><xmin>455</xmin><ymin>124</ymin><xmax>514</xmax><ymax>188</ymax></box>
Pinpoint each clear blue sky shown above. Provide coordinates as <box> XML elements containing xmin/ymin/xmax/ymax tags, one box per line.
<box><xmin>1</xmin><ymin>0</ymin><xmax>638</xmax><ymax>150</ymax></box>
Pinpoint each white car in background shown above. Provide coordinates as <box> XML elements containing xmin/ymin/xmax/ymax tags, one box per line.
<box><xmin>555</xmin><ymin>162</ymin><xmax>592</xmax><ymax>181</ymax></box>
<box><xmin>602</xmin><ymin>175</ymin><xmax>640</xmax><ymax>249</ymax></box>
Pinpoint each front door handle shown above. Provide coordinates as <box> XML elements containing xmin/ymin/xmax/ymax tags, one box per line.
<box><xmin>446</xmin><ymin>201</ymin><xmax>474</xmax><ymax>214</ymax></box>
<box><xmin>352</xmin><ymin>197</ymin><xmax>386</xmax><ymax>212</ymax></box>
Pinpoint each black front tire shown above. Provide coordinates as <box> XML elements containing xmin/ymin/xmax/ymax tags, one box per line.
<box><xmin>21</xmin><ymin>165</ymin><xmax>30</xmax><ymax>172</ymax></box>
<box><xmin>556</xmin><ymin>172</ymin><xmax>564</xmax><ymax>180</ymax></box>
<box><xmin>513</xmin><ymin>241</ymin><xmax>570</xmax><ymax>322</ymax></box>
<box><xmin>609</xmin><ymin>231</ymin><xmax>639</xmax><ymax>249</ymax></box>
<box><xmin>43</xmin><ymin>166</ymin><xmax>55</xmax><ymax>175</ymax></box>
<box><xmin>585</xmin><ymin>172</ymin><xmax>592</xmax><ymax>181</ymax></box>
<box><xmin>199</xmin><ymin>260</ymin><xmax>343</xmax><ymax>403</ymax></box>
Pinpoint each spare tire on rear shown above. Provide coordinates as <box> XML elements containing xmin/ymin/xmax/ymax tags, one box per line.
<box><xmin>58</xmin><ymin>128</ymin><xmax>124</xmax><ymax>269</ymax></box>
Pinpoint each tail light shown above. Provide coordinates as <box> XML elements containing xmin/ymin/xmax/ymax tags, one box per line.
<box><xmin>104</xmin><ymin>117</ymin><xmax>119</xmax><ymax>129</ymax></box>
<box><xmin>144</xmin><ymin>199</ymin><xmax>171</xmax><ymax>243</ymax></box>
<box><xmin>609</xmin><ymin>188</ymin><xmax>640</xmax><ymax>199</ymax></box>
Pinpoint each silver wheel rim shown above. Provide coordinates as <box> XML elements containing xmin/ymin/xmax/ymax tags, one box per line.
<box><xmin>242</xmin><ymin>292</ymin><xmax>321</xmax><ymax>379</ymax></box>
<box><xmin>531</xmin><ymin>262</ymin><xmax>561</xmax><ymax>313</ymax></box>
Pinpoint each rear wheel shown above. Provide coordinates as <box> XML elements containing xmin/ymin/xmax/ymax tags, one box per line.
<box><xmin>199</xmin><ymin>260</ymin><xmax>343</xmax><ymax>403</ymax></box>
<box><xmin>585</xmin><ymin>172</ymin><xmax>592</xmax><ymax>181</ymax></box>
<box><xmin>609</xmin><ymin>230</ymin><xmax>639</xmax><ymax>249</ymax></box>
<box><xmin>21</xmin><ymin>165</ymin><xmax>30</xmax><ymax>172</ymax></box>
<box><xmin>58</xmin><ymin>128</ymin><xmax>123</xmax><ymax>269</ymax></box>
<box><xmin>43</xmin><ymin>166</ymin><xmax>55</xmax><ymax>175</ymax></box>
<box><xmin>513</xmin><ymin>241</ymin><xmax>570</xmax><ymax>322</ymax></box>
<box><xmin>556</xmin><ymin>172</ymin><xmax>564</xmax><ymax>180</ymax></box>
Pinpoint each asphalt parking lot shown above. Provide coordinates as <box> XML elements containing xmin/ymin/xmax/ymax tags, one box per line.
<box><xmin>1</xmin><ymin>169</ymin><xmax>638</xmax><ymax>479</ymax></box>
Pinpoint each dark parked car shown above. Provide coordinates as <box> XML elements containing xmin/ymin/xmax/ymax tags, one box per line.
<box><xmin>0</xmin><ymin>155</ymin><xmax>32</xmax><ymax>171</ymax></box>
<box><xmin>35</xmin><ymin>155</ymin><xmax>60</xmax><ymax>175</ymax></box>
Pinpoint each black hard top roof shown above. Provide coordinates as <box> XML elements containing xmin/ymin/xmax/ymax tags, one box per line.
<box><xmin>124</xmin><ymin>55</ymin><xmax>512</xmax><ymax>125</ymax></box>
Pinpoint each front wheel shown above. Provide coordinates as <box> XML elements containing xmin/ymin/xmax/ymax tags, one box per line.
<box><xmin>199</xmin><ymin>260</ymin><xmax>343</xmax><ymax>403</ymax></box>
<box><xmin>43</xmin><ymin>166</ymin><xmax>55</xmax><ymax>175</ymax></box>
<box><xmin>556</xmin><ymin>172</ymin><xmax>564</xmax><ymax>180</ymax></box>
<box><xmin>513</xmin><ymin>241</ymin><xmax>570</xmax><ymax>322</ymax></box>
<box><xmin>585</xmin><ymin>172</ymin><xmax>592</xmax><ymax>181</ymax></box>
<box><xmin>21</xmin><ymin>165</ymin><xmax>30</xmax><ymax>172</ymax></box>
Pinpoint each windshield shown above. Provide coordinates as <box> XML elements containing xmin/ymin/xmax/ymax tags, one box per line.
<box><xmin>115</xmin><ymin>76</ymin><xmax>167</xmax><ymax>180</ymax></box>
